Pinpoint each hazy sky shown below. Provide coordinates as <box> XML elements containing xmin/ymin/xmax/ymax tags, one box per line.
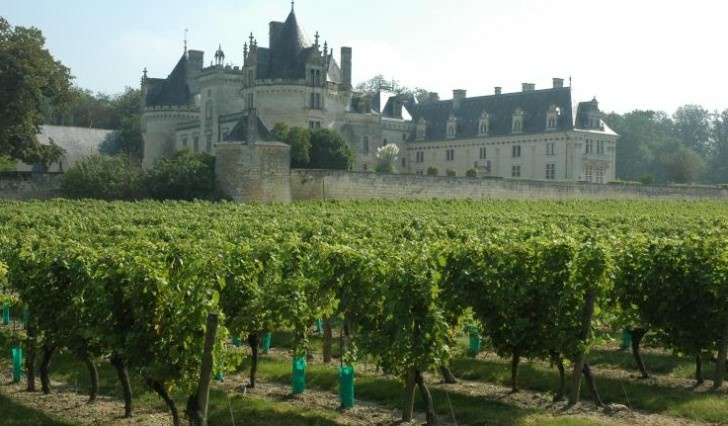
<box><xmin>4</xmin><ymin>0</ymin><xmax>726</xmax><ymax>114</ymax></box>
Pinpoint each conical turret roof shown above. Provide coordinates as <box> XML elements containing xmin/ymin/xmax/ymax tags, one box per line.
<box><xmin>267</xmin><ymin>9</ymin><xmax>313</xmax><ymax>79</ymax></box>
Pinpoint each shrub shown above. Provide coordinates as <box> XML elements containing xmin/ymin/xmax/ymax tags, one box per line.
<box><xmin>446</xmin><ymin>168</ymin><xmax>456</xmax><ymax>177</ymax></box>
<box><xmin>60</xmin><ymin>155</ymin><xmax>141</xmax><ymax>200</ymax></box>
<box><xmin>426</xmin><ymin>166</ymin><xmax>438</xmax><ymax>176</ymax></box>
<box><xmin>375</xmin><ymin>143</ymin><xmax>399</xmax><ymax>173</ymax></box>
<box><xmin>465</xmin><ymin>168</ymin><xmax>478</xmax><ymax>178</ymax></box>
<box><xmin>143</xmin><ymin>149</ymin><xmax>219</xmax><ymax>200</ymax></box>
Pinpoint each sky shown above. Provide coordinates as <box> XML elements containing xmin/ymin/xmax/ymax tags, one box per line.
<box><xmin>3</xmin><ymin>0</ymin><xmax>726</xmax><ymax>114</ymax></box>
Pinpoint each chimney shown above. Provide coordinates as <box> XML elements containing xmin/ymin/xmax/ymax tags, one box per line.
<box><xmin>453</xmin><ymin>89</ymin><xmax>467</xmax><ymax>109</ymax></box>
<box><xmin>553</xmin><ymin>78</ymin><xmax>564</xmax><ymax>89</ymax></box>
<box><xmin>428</xmin><ymin>92</ymin><xmax>439</xmax><ymax>102</ymax></box>
<box><xmin>494</xmin><ymin>86</ymin><xmax>502</xmax><ymax>95</ymax></box>
<box><xmin>269</xmin><ymin>21</ymin><xmax>283</xmax><ymax>47</ymax></box>
<box><xmin>246</xmin><ymin>108</ymin><xmax>258</xmax><ymax>143</ymax></box>
<box><xmin>341</xmin><ymin>47</ymin><xmax>352</xmax><ymax>89</ymax></box>
<box><xmin>522</xmin><ymin>83</ymin><xmax>535</xmax><ymax>92</ymax></box>
<box><xmin>187</xmin><ymin>50</ymin><xmax>204</xmax><ymax>73</ymax></box>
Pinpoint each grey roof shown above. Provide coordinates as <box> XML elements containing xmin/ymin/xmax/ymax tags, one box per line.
<box><xmin>225</xmin><ymin>111</ymin><xmax>275</xmax><ymax>143</ymax></box>
<box><xmin>326</xmin><ymin>54</ymin><xmax>342</xmax><ymax>83</ymax></box>
<box><xmin>145</xmin><ymin>54</ymin><xmax>192</xmax><ymax>107</ymax></box>
<box><xmin>19</xmin><ymin>125</ymin><xmax>117</xmax><ymax>172</ymax></box>
<box><xmin>410</xmin><ymin>87</ymin><xmax>575</xmax><ymax>142</ymax></box>
<box><xmin>266</xmin><ymin>10</ymin><xmax>313</xmax><ymax>79</ymax></box>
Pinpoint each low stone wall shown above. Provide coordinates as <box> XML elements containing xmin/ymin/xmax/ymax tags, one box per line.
<box><xmin>0</xmin><ymin>172</ymin><xmax>62</xmax><ymax>200</ymax></box>
<box><xmin>291</xmin><ymin>169</ymin><xmax>728</xmax><ymax>201</ymax></box>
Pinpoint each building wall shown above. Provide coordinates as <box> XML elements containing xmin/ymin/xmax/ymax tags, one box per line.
<box><xmin>142</xmin><ymin>108</ymin><xmax>199</xmax><ymax>168</ymax></box>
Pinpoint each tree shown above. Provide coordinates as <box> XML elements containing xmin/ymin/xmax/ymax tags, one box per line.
<box><xmin>271</xmin><ymin>122</ymin><xmax>311</xmax><ymax>167</ymax></box>
<box><xmin>356</xmin><ymin>74</ymin><xmax>434</xmax><ymax>103</ymax></box>
<box><xmin>673</xmin><ymin>105</ymin><xmax>714</xmax><ymax>159</ymax></box>
<box><xmin>375</xmin><ymin>143</ymin><xmax>399</xmax><ymax>173</ymax></box>
<box><xmin>60</xmin><ymin>155</ymin><xmax>141</xmax><ymax>200</ymax></box>
<box><xmin>0</xmin><ymin>17</ymin><xmax>73</xmax><ymax>164</ymax></box>
<box><xmin>710</xmin><ymin>109</ymin><xmax>728</xmax><ymax>183</ymax></box>
<box><xmin>144</xmin><ymin>149</ymin><xmax>218</xmax><ymax>200</ymax></box>
<box><xmin>308</xmin><ymin>128</ymin><xmax>355</xmax><ymax>170</ymax></box>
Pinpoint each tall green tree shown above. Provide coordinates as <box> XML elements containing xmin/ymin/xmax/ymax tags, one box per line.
<box><xmin>0</xmin><ymin>17</ymin><xmax>73</xmax><ymax>164</ymax></box>
<box><xmin>673</xmin><ymin>105</ymin><xmax>714</xmax><ymax>159</ymax></box>
<box><xmin>710</xmin><ymin>109</ymin><xmax>728</xmax><ymax>183</ymax></box>
<box><xmin>271</xmin><ymin>122</ymin><xmax>311</xmax><ymax>167</ymax></box>
<box><xmin>308</xmin><ymin>128</ymin><xmax>355</xmax><ymax>170</ymax></box>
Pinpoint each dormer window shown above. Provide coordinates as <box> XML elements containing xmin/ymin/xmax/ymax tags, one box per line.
<box><xmin>416</xmin><ymin>118</ymin><xmax>427</xmax><ymax>141</ymax></box>
<box><xmin>447</xmin><ymin>114</ymin><xmax>457</xmax><ymax>139</ymax></box>
<box><xmin>478</xmin><ymin>111</ymin><xmax>490</xmax><ymax>136</ymax></box>
<box><xmin>546</xmin><ymin>104</ymin><xmax>560</xmax><ymax>130</ymax></box>
<box><xmin>309</xmin><ymin>68</ymin><xmax>322</xmax><ymax>86</ymax></box>
<box><xmin>512</xmin><ymin>108</ymin><xmax>524</xmax><ymax>133</ymax></box>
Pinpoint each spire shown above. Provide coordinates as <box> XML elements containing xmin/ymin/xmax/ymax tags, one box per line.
<box><xmin>291</xmin><ymin>0</ymin><xmax>295</xmax><ymax>12</ymax></box>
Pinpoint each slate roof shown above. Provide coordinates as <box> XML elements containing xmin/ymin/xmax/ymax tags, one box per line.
<box><xmin>410</xmin><ymin>87</ymin><xmax>575</xmax><ymax>142</ymax></box>
<box><xmin>145</xmin><ymin>54</ymin><xmax>192</xmax><ymax>107</ymax></box>
<box><xmin>266</xmin><ymin>10</ymin><xmax>313</xmax><ymax>80</ymax></box>
<box><xmin>225</xmin><ymin>112</ymin><xmax>275</xmax><ymax>143</ymax></box>
<box><xmin>19</xmin><ymin>125</ymin><xmax>117</xmax><ymax>172</ymax></box>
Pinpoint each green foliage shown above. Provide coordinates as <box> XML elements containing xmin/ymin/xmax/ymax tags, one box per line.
<box><xmin>308</xmin><ymin>128</ymin><xmax>355</xmax><ymax>170</ymax></box>
<box><xmin>374</xmin><ymin>143</ymin><xmax>399</xmax><ymax>173</ymax></box>
<box><xmin>465</xmin><ymin>168</ymin><xmax>478</xmax><ymax>178</ymax></box>
<box><xmin>446</xmin><ymin>168</ymin><xmax>456</xmax><ymax>177</ymax></box>
<box><xmin>144</xmin><ymin>149</ymin><xmax>218</xmax><ymax>200</ymax></box>
<box><xmin>0</xmin><ymin>17</ymin><xmax>73</xmax><ymax>164</ymax></box>
<box><xmin>426</xmin><ymin>166</ymin><xmax>438</xmax><ymax>176</ymax></box>
<box><xmin>0</xmin><ymin>155</ymin><xmax>17</xmax><ymax>171</ymax></box>
<box><xmin>59</xmin><ymin>154</ymin><xmax>141</xmax><ymax>200</ymax></box>
<box><xmin>272</xmin><ymin>122</ymin><xmax>311</xmax><ymax>168</ymax></box>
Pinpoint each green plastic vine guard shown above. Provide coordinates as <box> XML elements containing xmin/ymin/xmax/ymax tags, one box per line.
<box><xmin>468</xmin><ymin>326</ymin><xmax>481</xmax><ymax>355</ymax></box>
<box><xmin>316</xmin><ymin>318</ymin><xmax>323</xmax><ymax>334</ymax></box>
<box><xmin>292</xmin><ymin>356</ymin><xmax>307</xmax><ymax>394</ymax></box>
<box><xmin>12</xmin><ymin>347</ymin><xmax>23</xmax><ymax>383</ymax></box>
<box><xmin>621</xmin><ymin>329</ymin><xmax>632</xmax><ymax>350</ymax></box>
<box><xmin>261</xmin><ymin>332</ymin><xmax>272</xmax><ymax>354</ymax></box>
<box><xmin>2</xmin><ymin>301</ymin><xmax>9</xmax><ymax>326</ymax></box>
<box><xmin>338</xmin><ymin>366</ymin><xmax>355</xmax><ymax>408</ymax></box>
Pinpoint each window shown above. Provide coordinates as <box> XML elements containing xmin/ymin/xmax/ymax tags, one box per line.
<box><xmin>512</xmin><ymin>109</ymin><xmax>524</xmax><ymax>133</ymax></box>
<box><xmin>308</xmin><ymin>120</ymin><xmax>321</xmax><ymax>129</ymax></box>
<box><xmin>181</xmin><ymin>136</ymin><xmax>188</xmax><ymax>148</ymax></box>
<box><xmin>401</xmin><ymin>157</ymin><xmax>406</xmax><ymax>167</ymax></box>
<box><xmin>363</xmin><ymin>136</ymin><xmax>369</xmax><ymax>153</ymax></box>
<box><xmin>585</xmin><ymin>165</ymin><xmax>593</xmax><ymax>182</ymax></box>
<box><xmin>597</xmin><ymin>140</ymin><xmax>605</xmax><ymax>155</ymax></box>
<box><xmin>205</xmin><ymin>100</ymin><xmax>214</xmax><ymax>129</ymax></box>
<box><xmin>309</xmin><ymin>69</ymin><xmax>322</xmax><ymax>86</ymax></box>
<box><xmin>585</xmin><ymin>139</ymin><xmax>594</xmax><ymax>154</ymax></box>
<box><xmin>309</xmin><ymin>93</ymin><xmax>322</xmax><ymax>109</ymax></box>
<box><xmin>206</xmin><ymin>134</ymin><xmax>213</xmax><ymax>152</ymax></box>
<box><xmin>363</xmin><ymin>164</ymin><xmax>368</xmax><ymax>171</ymax></box>
<box><xmin>511</xmin><ymin>165</ymin><xmax>521</xmax><ymax>177</ymax></box>
<box><xmin>193</xmin><ymin>135</ymin><xmax>199</xmax><ymax>152</ymax></box>
<box><xmin>447</xmin><ymin>126</ymin><xmax>455</xmax><ymax>138</ymax></box>
<box><xmin>402</xmin><ymin>133</ymin><xmax>407</xmax><ymax>141</ymax></box>
<box><xmin>479</xmin><ymin>111</ymin><xmax>490</xmax><ymax>136</ymax></box>
<box><xmin>596</xmin><ymin>166</ymin><xmax>605</xmax><ymax>184</ymax></box>
<box><xmin>512</xmin><ymin>145</ymin><xmax>521</xmax><ymax>157</ymax></box>
<box><xmin>222</xmin><ymin>129</ymin><xmax>229</xmax><ymax>142</ymax></box>
<box><xmin>546</xmin><ymin>142</ymin><xmax>555</xmax><ymax>156</ymax></box>
<box><xmin>246</xmin><ymin>93</ymin><xmax>254</xmax><ymax>109</ymax></box>
<box><xmin>546</xmin><ymin>104</ymin><xmax>560</xmax><ymax>130</ymax></box>
<box><xmin>479</xmin><ymin>147</ymin><xmax>487</xmax><ymax>159</ymax></box>
<box><xmin>416</xmin><ymin>170</ymin><xmax>424</xmax><ymax>176</ymax></box>
<box><xmin>546</xmin><ymin>163</ymin><xmax>555</xmax><ymax>180</ymax></box>
<box><xmin>416</xmin><ymin>151</ymin><xmax>424</xmax><ymax>163</ymax></box>
<box><xmin>446</xmin><ymin>149</ymin><xmax>454</xmax><ymax>161</ymax></box>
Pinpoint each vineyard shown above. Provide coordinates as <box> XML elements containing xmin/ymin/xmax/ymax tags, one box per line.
<box><xmin>1</xmin><ymin>199</ymin><xmax>728</xmax><ymax>425</ymax></box>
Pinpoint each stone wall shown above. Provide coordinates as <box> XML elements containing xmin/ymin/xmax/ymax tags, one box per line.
<box><xmin>0</xmin><ymin>172</ymin><xmax>62</xmax><ymax>200</ymax></box>
<box><xmin>215</xmin><ymin>141</ymin><xmax>291</xmax><ymax>203</ymax></box>
<box><xmin>291</xmin><ymin>169</ymin><xmax>728</xmax><ymax>201</ymax></box>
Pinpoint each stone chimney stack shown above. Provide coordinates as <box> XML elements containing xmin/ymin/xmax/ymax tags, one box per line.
<box><xmin>553</xmin><ymin>78</ymin><xmax>564</xmax><ymax>89</ymax></box>
<box><xmin>246</xmin><ymin>108</ymin><xmax>258</xmax><ymax>143</ymax></box>
<box><xmin>453</xmin><ymin>89</ymin><xmax>467</xmax><ymax>109</ymax></box>
<box><xmin>269</xmin><ymin>21</ymin><xmax>283</xmax><ymax>47</ymax></box>
<box><xmin>341</xmin><ymin>47</ymin><xmax>352</xmax><ymax>89</ymax></box>
<box><xmin>522</xmin><ymin>83</ymin><xmax>535</xmax><ymax>92</ymax></box>
<box><xmin>428</xmin><ymin>92</ymin><xmax>439</xmax><ymax>102</ymax></box>
<box><xmin>494</xmin><ymin>87</ymin><xmax>502</xmax><ymax>95</ymax></box>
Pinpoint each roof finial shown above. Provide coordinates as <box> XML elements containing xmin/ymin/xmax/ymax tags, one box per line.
<box><xmin>291</xmin><ymin>1</ymin><xmax>295</xmax><ymax>12</ymax></box>
<box><xmin>184</xmin><ymin>28</ymin><xmax>188</xmax><ymax>53</ymax></box>
<box><xmin>249</xmin><ymin>32</ymin><xmax>254</xmax><ymax>46</ymax></box>
<box><xmin>314</xmin><ymin>31</ymin><xmax>320</xmax><ymax>48</ymax></box>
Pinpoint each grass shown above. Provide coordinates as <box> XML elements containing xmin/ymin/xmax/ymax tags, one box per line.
<box><xmin>5</xmin><ymin>333</ymin><xmax>728</xmax><ymax>425</ymax></box>
<box><xmin>0</xmin><ymin>394</ymin><xmax>72</xmax><ymax>425</ymax></box>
